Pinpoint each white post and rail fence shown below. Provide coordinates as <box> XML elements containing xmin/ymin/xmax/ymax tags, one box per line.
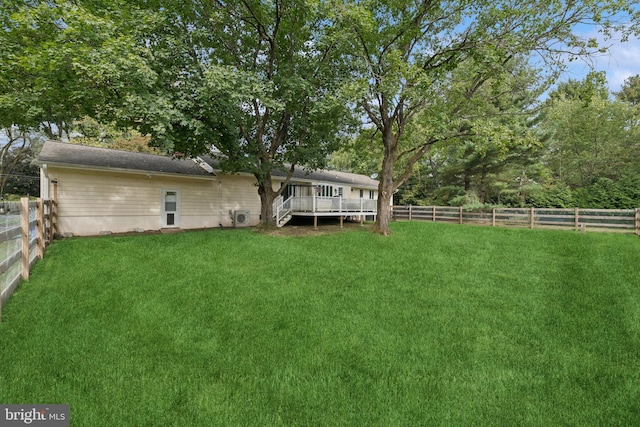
<box><xmin>392</xmin><ymin>205</ymin><xmax>640</xmax><ymax>236</ymax></box>
<box><xmin>0</xmin><ymin>197</ymin><xmax>57</xmax><ymax>321</ymax></box>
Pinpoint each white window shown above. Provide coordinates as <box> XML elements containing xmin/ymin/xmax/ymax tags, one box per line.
<box><xmin>319</xmin><ymin>184</ymin><xmax>333</xmax><ymax>197</ymax></box>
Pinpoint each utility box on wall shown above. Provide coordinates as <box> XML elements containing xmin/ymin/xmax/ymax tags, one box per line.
<box><xmin>233</xmin><ymin>210</ymin><xmax>251</xmax><ymax>227</ymax></box>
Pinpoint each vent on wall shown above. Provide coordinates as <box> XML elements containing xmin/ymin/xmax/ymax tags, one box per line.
<box><xmin>233</xmin><ymin>210</ymin><xmax>251</xmax><ymax>227</ymax></box>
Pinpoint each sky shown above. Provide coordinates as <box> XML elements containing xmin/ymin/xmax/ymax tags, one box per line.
<box><xmin>560</xmin><ymin>23</ymin><xmax>640</xmax><ymax>94</ymax></box>
<box><xmin>597</xmin><ymin>37</ymin><xmax>640</xmax><ymax>92</ymax></box>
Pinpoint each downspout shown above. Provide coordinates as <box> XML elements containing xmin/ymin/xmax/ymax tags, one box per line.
<box><xmin>218</xmin><ymin>179</ymin><xmax>223</xmax><ymax>227</ymax></box>
<box><xmin>41</xmin><ymin>164</ymin><xmax>49</xmax><ymax>199</ymax></box>
<box><xmin>190</xmin><ymin>156</ymin><xmax>220</xmax><ymax>228</ymax></box>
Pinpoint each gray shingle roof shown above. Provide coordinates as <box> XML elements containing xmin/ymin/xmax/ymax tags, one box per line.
<box><xmin>37</xmin><ymin>141</ymin><xmax>379</xmax><ymax>189</ymax></box>
<box><xmin>274</xmin><ymin>167</ymin><xmax>379</xmax><ymax>189</ymax></box>
<box><xmin>38</xmin><ymin>141</ymin><xmax>213</xmax><ymax>176</ymax></box>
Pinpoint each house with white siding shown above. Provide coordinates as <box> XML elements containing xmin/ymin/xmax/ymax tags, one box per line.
<box><xmin>37</xmin><ymin>141</ymin><xmax>381</xmax><ymax>236</ymax></box>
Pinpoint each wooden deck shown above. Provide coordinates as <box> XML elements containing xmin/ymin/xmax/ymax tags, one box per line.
<box><xmin>274</xmin><ymin>196</ymin><xmax>377</xmax><ymax>227</ymax></box>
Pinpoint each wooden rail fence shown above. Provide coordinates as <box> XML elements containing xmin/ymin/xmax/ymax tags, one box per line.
<box><xmin>393</xmin><ymin>205</ymin><xmax>640</xmax><ymax>236</ymax></box>
<box><xmin>0</xmin><ymin>197</ymin><xmax>57</xmax><ymax>321</ymax></box>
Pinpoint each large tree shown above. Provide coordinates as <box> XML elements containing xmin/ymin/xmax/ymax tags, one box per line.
<box><xmin>615</xmin><ymin>74</ymin><xmax>640</xmax><ymax>105</ymax></box>
<box><xmin>400</xmin><ymin>56</ymin><xmax>545</xmax><ymax>206</ymax></box>
<box><xmin>0</xmin><ymin>1</ymin><xmax>154</xmax><ymax>139</ymax></box>
<box><xmin>0</xmin><ymin>0</ymin><xmax>160</xmax><ymax>201</ymax></box>
<box><xmin>2</xmin><ymin>1</ymin><xmax>352</xmax><ymax>227</ymax></box>
<box><xmin>0</xmin><ymin>128</ymin><xmax>40</xmax><ymax>198</ymax></box>
<box><xmin>131</xmin><ymin>0</ymin><xmax>354</xmax><ymax>226</ymax></box>
<box><xmin>331</xmin><ymin>0</ymin><xmax>639</xmax><ymax>235</ymax></box>
<box><xmin>543</xmin><ymin>74</ymin><xmax>640</xmax><ymax>195</ymax></box>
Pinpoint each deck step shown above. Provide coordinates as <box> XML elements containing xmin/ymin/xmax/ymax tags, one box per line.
<box><xmin>277</xmin><ymin>214</ymin><xmax>292</xmax><ymax>227</ymax></box>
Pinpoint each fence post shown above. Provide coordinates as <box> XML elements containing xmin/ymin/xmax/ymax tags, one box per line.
<box><xmin>49</xmin><ymin>200</ymin><xmax>55</xmax><ymax>243</ymax></box>
<box><xmin>574</xmin><ymin>207</ymin><xmax>579</xmax><ymax>231</ymax></box>
<box><xmin>409</xmin><ymin>205</ymin><xmax>412</xmax><ymax>221</ymax></box>
<box><xmin>530</xmin><ymin>207</ymin><xmax>535</xmax><ymax>229</ymax></box>
<box><xmin>37</xmin><ymin>198</ymin><xmax>44</xmax><ymax>258</ymax></box>
<box><xmin>636</xmin><ymin>208</ymin><xmax>640</xmax><ymax>237</ymax></box>
<box><xmin>21</xmin><ymin>197</ymin><xmax>30</xmax><ymax>281</ymax></box>
<box><xmin>432</xmin><ymin>206</ymin><xmax>436</xmax><ymax>222</ymax></box>
<box><xmin>459</xmin><ymin>206</ymin><xmax>463</xmax><ymax>225</ymax></box>
<box><xmin>46</xmin><ymin>200</ymin><xmax>51</xmax><ymax>243</ymax></box>
<box><xmin>52</xmin><ymin>180</ymin><xmax>58</xmax><ymax>239</ymax></box>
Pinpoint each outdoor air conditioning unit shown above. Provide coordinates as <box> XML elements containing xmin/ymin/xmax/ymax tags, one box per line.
<box><xmin>233</xmin><ymin>210</ymin><xmax>251</xmax><ymax>228</ymax></box>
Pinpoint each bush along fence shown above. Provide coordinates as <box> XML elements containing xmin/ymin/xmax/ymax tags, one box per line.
<box><xmin>392</xmin><ymin>205</ymin><xmax>640</xmax><ymax>236</ymax></box>
<box><xmin>0</xmin><ymin>198</ymin><xmax>57</xmax><ymax>321</ymax></box>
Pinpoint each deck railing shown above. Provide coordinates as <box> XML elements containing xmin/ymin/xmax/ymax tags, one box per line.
<box><xmin>274</xmin><ymin>195</ymin><xmax>376</xmax><ymax>227</ymax></box>
<box><xmin>288</xmin><ymin>196</ymin><xmax>377</xmax><ymax>213</ymax></box>
<box><xmin>273</xmin><ymin>196</ymin><xmax>293</xmax><ymax>226</ymax></box>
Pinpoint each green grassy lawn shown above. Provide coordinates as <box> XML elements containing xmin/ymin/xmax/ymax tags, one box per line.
<box><xmin>1</xmin><ymin>222</ymin><xmax>639</xmax><ymax>426</ymax></box>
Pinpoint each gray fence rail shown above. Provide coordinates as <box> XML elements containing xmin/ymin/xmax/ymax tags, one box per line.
<box><xmin>392</xmin><ymin>205</ymin><xmax>640</xmax><ymax>235</ymax></box>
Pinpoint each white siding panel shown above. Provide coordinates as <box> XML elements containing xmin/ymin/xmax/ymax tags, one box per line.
<box><xmin>58</xmin><ymin>216</ymin><xmax>162</xmax><ymax>236</ymax></box>
<box><xmin>49</xmin><ymin>167</ymin><xmax>218</xmax><ymax>235</ymax></box>
<box><xmin>46</xmin><ymin>165</ymin><xmax>378</xmax><ymax>235</ymax></box>
<box><xmin>216</xmin><ymin>175</ymin><xmax>262</xmax><ymax>227</ymax></box>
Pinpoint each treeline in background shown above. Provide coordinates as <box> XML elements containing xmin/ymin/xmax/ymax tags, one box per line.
<box><xmin>331</xmin><ymin>72</ymin><xmax>640</xmax><ymax>209</ymax></box>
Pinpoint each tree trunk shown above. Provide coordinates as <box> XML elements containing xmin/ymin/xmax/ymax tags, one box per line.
<box><xmin>372</xmin><ymin>132</ymin><xmax>398</xmax><ymax>236</ymax></box>
<box><xmin>373</xmin><ymin>178</ymin><xmax>394</xmax><ymax>236</ymax></box>
<box><xmin>464</xmin><ymin>173</ymin><xmax>471</xmax><ymax>191</ymax></box>
<box><xmin>257</xmin><ymin>176</ymin><xmax>278</xmax><ymax>229</ymax></box>
<box><xmin>479</xmin><ymin>165</ymin><xmax>487</xmax><ymax>203</ymax></box>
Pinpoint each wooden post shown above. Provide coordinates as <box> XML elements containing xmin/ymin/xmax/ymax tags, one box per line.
<box><xmin>530</xmin><ymin>207</ymin><xmax>535</xmax><ymax>229</ymax></box>
<box><xmin>50</xmin><ymin>180</ymin><xmax>58</xmax><ymax>241</ymax></box>
<box><xmin>47</xmin><ymin>200</ymin><xmax>54</xmax><ymax>243</ymax></box>
<box><xmin>575</xmin><ymin>207</ymin><xmax>579</xmax><ymax>231</ymax></box>
<box><xmin>314</xmin><ymin>215</ymin><xmax>318</xmax><ymax>230</ymax></box>
<box><xmin>52</xmin><ymin>200</ymin><xmax>58</xmax><ymax>240</ymax></box>
<box><xmin>340</xmin><ymin>215</ymin><xmax>343</xmax><ymax>228</ymax></box>
<box><xmin>636</xmin><ymin>208</ymin><xmax>640</xmax><ymax>237</ymax></box>
<box><xmin>409</xmin><ymin>205</ymin><xmax>412</xmax><ymax>221</ymax></box>
<box><xmin>432</xmin><ymin>206</ymin><xmax>436</xmax><ymax>222</ymax></box>
<box><xmin>492</xmin><ymin>208</ymin><xmax>496</xmax><ymax>227</ymax></box>
<box><xmin>459</xmin><ymin>206</ymin><xmax>463</xmax><ymax>225</ymax></box>
<box><xmin>37</xmin><ymin>198</ymin><xmax>44</xmax><ymax>259</ymax></box>
<box><xmin>21</xmin><ymin>197</ymin><xmax>29</xmax><ymax>281</ymax></box>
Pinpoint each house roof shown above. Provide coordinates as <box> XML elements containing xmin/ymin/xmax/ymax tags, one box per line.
<box><xmin>38</xmin><ymin>141</ymin><xmax>212</xmax><ymax>177</ymax></box>
<box><xmin>37</xmin><ymin>141</ymin><xmax>379</xmax><ymax>189</ymax></box>
<box><xmin>275</xmin><ymin>167</ymin><xmax>379</xmax><ymax>189</ymax></box>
